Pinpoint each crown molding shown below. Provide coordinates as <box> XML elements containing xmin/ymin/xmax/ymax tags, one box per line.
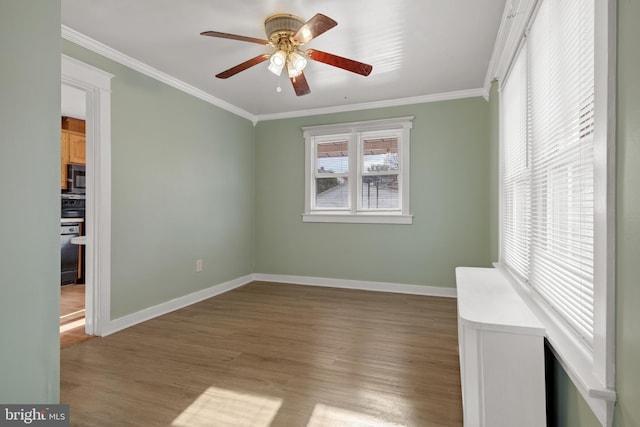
<box><xmin>62</xmin><ymin>25</ymin><xmax>488</xmax><ymax>125</ymax></box>
<box><xmin>61</xmin><ymin>25</ymin><xmax>257</xmax><ymax>124</ymax></box>
<box><xmin>255</xmin><ymin>88</ymin><xmax>488</xmax><ymax>122</ymax></box>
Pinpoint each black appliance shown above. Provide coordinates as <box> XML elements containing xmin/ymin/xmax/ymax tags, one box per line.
<box><xmin>61</xmin><ymin>194</ymin><xmax>85</xmax><ymax>285</ymax></box>
<box><xmin>61</xmin><ymin>223</ymin><xmax>81</xmax><ymax>285</ymax></box>
<box><xmin>67</xmin><ymin>164</ymin><xmax>86</xmax><ymax>194</ymax></box>
<box><xmin>61</xmin><ymin>193</ymin><xmax>85</xmax><ymax>218</ymax></box>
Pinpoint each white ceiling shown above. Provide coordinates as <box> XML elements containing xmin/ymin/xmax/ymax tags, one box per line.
<box><xmin>61</xmin><ymin>0</ymin><xmax>507</xmax><ymax>120</ymax></box>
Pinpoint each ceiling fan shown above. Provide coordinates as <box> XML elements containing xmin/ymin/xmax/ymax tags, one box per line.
<box><xmin>201</xmin><ymin>13</ymin><xmax>373</xmax><ymax>96</ymax></box>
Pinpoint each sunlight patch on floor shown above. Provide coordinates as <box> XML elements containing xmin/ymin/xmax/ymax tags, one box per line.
<box><xmin>306</xmin><ymin>403</ymin><xmax>406</xmax><ymax>427</ymax></box>
<box><xmin>59</xmin><ymin>318</ymin><xmax>85</xmax><ymax>333</ymax></box>
<box><xmin>60</xmin><ymin>309</ymin><xmax>85</xmax><ymax>321</ymax></box>
<box><xmin>171</xmin><ymin>386</ymin><xmax>282</xmax><ymax>427</ymax></box>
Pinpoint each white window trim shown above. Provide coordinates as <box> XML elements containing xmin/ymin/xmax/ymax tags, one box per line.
<box><xmin>496</xmin><ymin>0</ymin><xmax>616</xmax><ymax>425</ymax></box>
<box><xmin>302</xmin><ymin>117</ymin><xmax>413</xmax><ymax>224</ymax></box>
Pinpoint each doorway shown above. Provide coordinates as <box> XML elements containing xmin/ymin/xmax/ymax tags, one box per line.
<box><xmin>61</xmin><ymin>55</ymin><xmax>113</xmax><ymax>337</ymax></box>
<box><xmin>60</xmin><ymin>84</ymin><xmax>88</xmax><ymax>346</ymax></box>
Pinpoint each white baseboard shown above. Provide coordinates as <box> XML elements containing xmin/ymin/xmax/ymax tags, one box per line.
<box><xmin>102</xmin><ymin>274</ymin><xmax>254</xmax><ymax>336</ymax></box>
<box><xmin>253</xmin><ymin>273</ymin><xmax>457</xmax><ymax>298</ymax></box>
<box><xmin>101</xmin><ymin>273</ymin><xmax>455</xmax><ymax>337</ymax></box>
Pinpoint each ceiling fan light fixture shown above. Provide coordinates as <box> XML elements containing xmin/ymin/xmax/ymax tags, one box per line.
<box><xmin>287</xmin><ymin>60</ymin><xmax>302</xmax><ymax>78</ymax></box>
<box><xmin>268</xmin><ymin>50</ymin><xmax>286</xmax><ymax>75</ymax></box>
<box><xmin>268</xmin><ymin>61</ymin><xmax>284</xmax><ymax>76</ymax></box>
<box><xmin>289</xmin><ymin>51</ymin><xmax>307</xmax><ymax>72</ymax></box>
<box><xmin>270</xmin><ymin>50</ymin><xmax>286</xmax><ymax>67</ymax></box>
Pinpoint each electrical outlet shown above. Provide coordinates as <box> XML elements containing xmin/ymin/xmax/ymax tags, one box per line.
<box><xmin>196</xmin><ymin>259</ymin><xmax>203</xmax><ymax>272</ymax></box>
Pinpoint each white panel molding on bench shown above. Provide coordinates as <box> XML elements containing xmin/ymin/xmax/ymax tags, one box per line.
<box><xmin>456</xmin><ymin>267</ymin><xmax>546</xmax><ymax>427</ymax></box>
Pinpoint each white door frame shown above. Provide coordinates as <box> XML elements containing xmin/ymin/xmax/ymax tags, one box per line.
<box><xmin>61</xmin><ymin>55</ymin><xmax>113</xmax><ymax>336</ymax></box>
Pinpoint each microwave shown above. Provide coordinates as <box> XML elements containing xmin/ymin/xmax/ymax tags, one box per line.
<box><xmin>67</xmin><ymin>164</ymin><xmax>86</xmax><ymax>194</ymax></box>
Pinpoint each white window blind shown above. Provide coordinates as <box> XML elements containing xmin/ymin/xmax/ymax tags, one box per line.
<box><xmin>499</xmin><ymin>0</ymin><xmax>614</xmax><ymax>422</ymax></box>
<box><xmin>501</xmin><ymin>0</ymin><xmax>596</xmax><ymax>347</ymax></box>
<box><xmin>528</xmin><ymin>0</ymin><xmax>595</xmax><ymax>347</ymax></box>
<box><xmin>501</xmin><ymin>45</ymin><xmax>530</xmax><ymax>282</ymax></box>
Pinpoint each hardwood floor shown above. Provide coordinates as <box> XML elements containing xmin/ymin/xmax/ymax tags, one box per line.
<box><xmin>60</xmin><ymin>282</ymin><xmax>462</xmax><ymax>426</ymax></box>
<box><xmin>61</xmin><ymin>284</ymin><xmax>85</xmax><ymax>319</ymax></box>
<box><xmin>60</xmin><ymin>284</ymin><xmax>94</xmax><ymax>348</ymax></box>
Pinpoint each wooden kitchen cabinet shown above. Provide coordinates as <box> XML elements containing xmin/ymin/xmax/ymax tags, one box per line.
<box><xmin>60</xmin><ymin>117</ymin><xmax>86</xmax><ymax>190</ymax></box>
<box><xmin>61</xmin><ymin>132</ymin><xmax>69</xmax><ymax>189</ymax></box>
<box><xmin>68</xmin><ymin>132</ymin><xmax>86</xmax><ymax>164</ymax></box>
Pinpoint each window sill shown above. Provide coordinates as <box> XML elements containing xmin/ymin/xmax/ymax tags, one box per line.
<box><xmin>302</xmin><ymin>213</ymin><xmax>413</xmax><ymax>224</ymax></box>
<box><xmin>496</xmin><ymin>264</ymin><xmax>616</xmax><ymax>427</ymax></box>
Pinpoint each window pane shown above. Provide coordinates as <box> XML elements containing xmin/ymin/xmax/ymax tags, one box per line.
<box><xmin>361</xmin><ymin>175</ymin><xmax>399</xmax><ymax>209</ymax></box>
<box><xmin>315</xmin><ymin>177</ymin><xmax>349</xmax><ymax>208</ymax></box>
<box><xmin>316</xmin><ymin>140</ymin><xmax>348</xmax><ymax>173</ymax></box>
<box><xmin>363</xmin><ymin>137</ymin><xmax>398</xmax><ymax>172</ymax></box>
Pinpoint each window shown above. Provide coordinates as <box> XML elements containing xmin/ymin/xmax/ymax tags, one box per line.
<box><xmin>499</xmin><ymin>0</ymin><xmax>615</xmax><ymax>424</ymax></box>
<box><xmin>303</xmin><ymin>117</ymin><xmax>413</xmax><ymax>224</ymax></box>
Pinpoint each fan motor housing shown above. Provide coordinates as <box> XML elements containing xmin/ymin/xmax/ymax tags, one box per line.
<box><xmin>265</xmin><ymin>14</ymin><xmax>305</xmax><ymax>47</ymax></box>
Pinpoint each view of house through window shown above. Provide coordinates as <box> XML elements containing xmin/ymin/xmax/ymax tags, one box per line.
<box><xmin>361</xmin><ymin>137</ymin><xmax>399</xmax><ymax>209</ymax></box>
<box><xmin>315</xmin><ymin>139</ymin><xmax>349</xmax><ymax>209</ymax></box>
<box><xmin>314</xmin><ymin>137</ymin><xmax>400</xmax><ymax>210</ymax></box>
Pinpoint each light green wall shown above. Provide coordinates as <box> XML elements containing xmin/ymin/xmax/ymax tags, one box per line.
<box><xmin>0</xmin><ymin>1</ymin><xmax>61</xmax><ymax>402</ymax></box>
<box><xmin>61</xmin><ymin>41</ymin><xmax>255</xmax><ymax>319</ymax></box>
<box><xmin>611</xmin><ymin>0</ymin><xmax>640</xmax><ymax>424</ymax></box>
<box><xmin>254</xmin><ymin>99</ymin><xmax>492</xmax><ymax>287</ymax></box>
<box><xmin>548</xmin><ymin>357</ymin><xmax>601</xmax><ymax>427</ymax></box>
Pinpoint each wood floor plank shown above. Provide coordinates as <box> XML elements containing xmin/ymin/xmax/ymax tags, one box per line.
<box><xmin>60</xmin><ymin>284</ymin><xmax>85</xmax><ymax>318</ymax></box>
<box><xmin>61</xmin><ymin>282</ymin><xmax>462</xmax><ymax>426</ymax></box>
<box><xmin>60</xmin><ymin>284</ymin><xmax>95</xmax><ymax>348</ymax></box>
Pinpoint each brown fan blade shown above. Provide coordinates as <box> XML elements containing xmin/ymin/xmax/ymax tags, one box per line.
<box><xmin>306</xmin><ymin>49</ymin><xmax>372</xmax><ymax>76</ymax></box>
<box><xmin>290</xmin><ymin>72</ymin><xmax>311</xmax><ymax>96</ymax></box>
<box><xmin>291</xmin><ymin>13</ymin><xmax>338</xmax><ymax>45</ymax></box>
<box><xmin>201</xmin><ymin>31</ymin><xmax>269</xmax><ymax>46</ymax></box>
<box><xmin>215</xmin><ymin>54</ymin><xmax>270</xmax><ymax>79</ymax></box>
